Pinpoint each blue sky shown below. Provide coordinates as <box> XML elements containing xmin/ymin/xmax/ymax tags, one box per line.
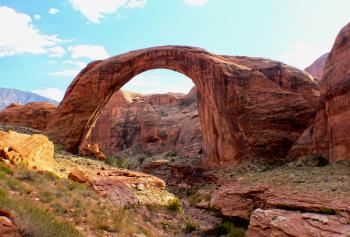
<box><xmin>0</xmin><ymin>0</ymin><xmax>349</xmax><ymax>101</ymax></box>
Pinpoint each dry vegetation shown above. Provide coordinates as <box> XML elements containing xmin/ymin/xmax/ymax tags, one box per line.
<box><xmin>219</xmin><ymin>156</ymin><xmax>350</xmax><ymax>198</ymax></box>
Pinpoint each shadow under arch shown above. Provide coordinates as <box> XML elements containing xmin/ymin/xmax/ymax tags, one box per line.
<box><xmin>45</xmin><ymin>46</ymin><xmax>318</xmax><ymax>167</ymax></box>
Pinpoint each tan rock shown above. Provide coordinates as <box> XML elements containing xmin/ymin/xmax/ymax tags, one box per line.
<box><xmin>247</xmin><ymin>208</ymin><xmax>350</xmax><ymax>237</ymax></box>
<box><xmin>0</xmin><ymin>131</ymin><xmax>56</xmax><ymax>172</ymax></box>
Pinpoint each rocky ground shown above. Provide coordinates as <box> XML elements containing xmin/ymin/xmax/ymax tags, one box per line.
<box><xmin>1</xmin><ymin>122</ymin><xmax>350</xmax><ymax>237</ymax></box>
<box><xmin>0</xmin><ymin>124</ymin><xmax>225</xmax><ymax>237</ymax></box>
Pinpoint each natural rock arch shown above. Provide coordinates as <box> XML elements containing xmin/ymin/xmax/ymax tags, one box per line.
<box><xmin>45</xmin><ymin>46</ymin><xmax>319</xmax><ymax>167</ymax></box>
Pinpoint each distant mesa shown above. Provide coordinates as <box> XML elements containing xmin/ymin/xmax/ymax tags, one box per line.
<box><xmin>0</xmin><ymin>87</ymin><xmax>58</xmax><ymax>110</ymax></box>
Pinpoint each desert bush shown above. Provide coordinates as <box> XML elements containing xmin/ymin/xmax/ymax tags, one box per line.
<box><xmin>165</xmin><ymin>151</ymin><xmax>177</xmax><ymax>158</ymax></box>
<box><xmin>212</xmin><ymin>220</ymin><xmax>246</xmax><ymax>237</ymax></box>
<box><xmin>0</xmin><ymin>162</ymin><xmax>14</xmax><ymax>175</ymax></box>
<box><xmin>166</xmin><ymin>198</ymin><xmax>183</xmax><ymax>212</ymax></box>
<box><xmin>0</xmin><ymin>189</ymin><xmax>82</xmax><ymax>237</ymax></box>
<box><xmin>182</xmin><ymin>221</ymin><xmax>197</xmax><ymax>233</ymax></box>
<box><xmin>105</xmin><ymin>155</ymin><xmax>129</xmax><ymax>169</ymax></box>
<box><xmin>39</xmin><ymin>191</ymin><xmax>54</xmax><ymax>203</ymax></box>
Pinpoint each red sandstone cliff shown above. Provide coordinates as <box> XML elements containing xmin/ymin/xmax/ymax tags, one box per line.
<box><xmin>0</xmin><ymin>102</ymin><xmax>56</xmax><ymax>131</ymax></box>
<box><xmin>289</xmin><ymin>22</ymin><xmax>350</xmax><ymax>162</ymax></box>
<box><xmin>88</xmin><ymin>87</ymin><xmax>202</xmax><ymax>157</ymax></box>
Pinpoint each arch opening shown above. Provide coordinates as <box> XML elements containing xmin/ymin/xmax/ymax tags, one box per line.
<box><xmin>86</xmin><ymin>69</ymin><xmax>201</xmax><ymax>160</ymax></box>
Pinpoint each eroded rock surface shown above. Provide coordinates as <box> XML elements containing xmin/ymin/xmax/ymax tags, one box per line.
<box><xmin>55</xmin><ymin>154</ymin><xmax>175</xmax><ymax>207</ymax></box>
<box><xmin>0</xmin><ymin>102</ymin><xmax>56</xmax><ymax>131</ymax></box>
<box><xmin>247</xmin><ymin>208</ymin><xmax>350</xmax><ymax>237</ymax></box>
<box><xmin>289</xmin><ymin>22</ymin><xmax>350</xmax><ymax>162</ymax></box>
<box><xmin>0</xmin><ymin>131</ymin><xmax>56</xmax><ymax>172</ymax></box>
<box><xmin>210</xmin><ymin>183</ymin><xmax>350</xmax><ymax>219</ymax></box>
<box><xmin>87</xmin><ymin>89</ymin><xmax>202</xmax><ymax>158</ymax></box>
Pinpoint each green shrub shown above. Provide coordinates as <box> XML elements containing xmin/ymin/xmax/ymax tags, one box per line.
<box><xmin>318</xmin><ymin>208</ymin><xmax>336</xmax><ymax>215</ymax></box>
<box><xmin>105</xmin><ymin>155</ymin><xmax>129</xmax><ymax>169</ymax></box>
<box><xmin>138</xmin><ymin>156</ymin><xmax>147</xmax><ymax>164</ymax></box>
<box><xmin>213</xmin><ymin>220</ymin><xmax>246</xmax><ymax>237</ymax></box>
<box><xmin>39</xmin><ymin>191</ymin><xmax>54</xmax><ymax>203</ymax></box>
<box><xmin>165</xmin><ymin>151</ymin><xmax>177</xmax><ymax>158</ymax></box>
<box><xmin>15</xmin><ymin>169</ymin><xmax>38</xmax><ymax>182</ymax></box>
<box><xmin>166</xmin><ymin>198</ymin><xmax>183</xmax><ymax>212</ymax></box>
<box><xmin>6</xmin><ymin>178</ymin><xmax>25</xmax><ymax>192</ymax></box>
<box><xmin>0</xmin><ymin>189</ymin><xmax>82</xmax><ymax>237</ymax></box>
<box><xmin>0</xmin><ymin>162</ymin><xmax>14</xmax><ymax>175</ymax></box>
<box><xmin>182</xmin><ymin>221</ymin><xmax>197</xmax><ymax>233</ymax></box>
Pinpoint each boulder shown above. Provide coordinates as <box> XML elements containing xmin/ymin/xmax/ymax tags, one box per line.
<box><xmin>88</xmin><ymin>169</ymin><xmax>174</xmax><ymax>206</ymax></box>
<box><xmin>0</xmin><ymin>102</ymin><xmax>56</xmax><ymax>131</ymax></box>
<box><xmin>289</xmin><ymin>22</ymin><xmax>350</xmax><ymax>162</ymax></box>
<box><xmin>247</xmin><ymin>208</ymin><xmax>350</xmax><ymax>237</ymax></box>
<box><xmin>0</xmin><ymin>208</ymin><xmax>20</xmax><ymax>237</ymax></box>
<box><xmin>0</xmin><ymin>131</ymin><xmax>56</xmax><ymax>172</ymax></box>
<box><xmin>210</xmin><ymin>183</ymin><xmax>350</xmax><ymax>219</ymax></box>
<box><xmin>80</xmin><ymin>143</ymin><xmax>106</xmax><ymax>160</ymax></box>
<box><xmin>68</xmin><ymin>169</ymin><xmax>90</xmax><ymax>183</ymax></box>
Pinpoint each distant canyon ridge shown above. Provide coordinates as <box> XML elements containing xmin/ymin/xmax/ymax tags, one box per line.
<box><xmin>1</xmin><ymin>21</ymin><xmax>349</xmax><ymax>167</ymax></box>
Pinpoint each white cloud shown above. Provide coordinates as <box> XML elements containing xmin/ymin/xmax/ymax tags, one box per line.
<box><xmin>63</xmin><ymin>60</ymin><xmax>87</xmax><ymax>69</ymax></box>
<box><xmin>49</xmin><ymin>8</ymin><xmax>59</xmax><ymax>15</ymax></box>
<box><xmin>0</xmin><ymin>7</ymin><xmax>62</xmax><ymax>57</ymax></box>
<box><xmin>69</xmin><ymin>0</ymin><xmax>146</xmax><ymax>23</ymax></box>
<box><xmin>34</xmin><ymin>14</ymin><xmax>41</xmax><ymax>20</ymax></box>
<box><xmin>48</xmin><ymin>69</ymin><xmax>81</xmax><ymax>77</ymax></box>
<box><xmin>68</xmin><ymin>44</ymin><xmax>110</xmax><ymax>60</ymax></box>
<box><xmin>184</xmin><ymin>0</ymin><xmax>208</xmax><ymax>7</ymax></box>
<box><xmin>279</xmin><ymin>41</ymin><xmax>333</xmax><ymax>69</ymax></box>
<box><xmin>32</xmin><ymin>88</ymin><xmax>65</xmax><ymax>102</ymax></box>
<box><xmin>126</xmin><ymin>0</ymin><xmax>146</xmax><ymax>8</ymax></box>
<box><xmin>48</xmin><ymin>60</ymin><xmax>87</xmax><ymax>77</ymax></box>
<box><xmin>48</xmin><ymin>46</ymin><xmax>66</xmax><ymax>57</ymax></box>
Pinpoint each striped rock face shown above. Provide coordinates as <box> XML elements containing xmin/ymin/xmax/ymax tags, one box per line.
<box><xmin>289</xmin><ymin>22</ymin><xmax>350</xmax><ymax>162</ymax></box>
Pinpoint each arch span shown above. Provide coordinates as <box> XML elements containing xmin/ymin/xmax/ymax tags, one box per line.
<box><xmin>45</xmin><ymin>46</ymin><xmax>319</xmax><ymax>167</ymax></box>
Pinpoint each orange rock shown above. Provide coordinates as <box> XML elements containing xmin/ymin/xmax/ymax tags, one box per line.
<box><xmin>0</xmin><ymin>208</ymin><xmax>20</xmax><ymax>237</ymax></box>
<box><xmin>80</xmin><ymin>143</ymin><xmax>106</xmax><ymax>160</ymax></box>
<box><xmin>0</xmin><ymin>131</ymin><xmax>56</xmax><ymax>172</ymax></box>
<box><xmin>0</xmin><ymin>102</ymin><xmax>56</xmax><ymax>131</ymax></box>
<box><xmin>68</xmin><ymin>169</ymin><xmax>90</xmax><ymax>183</ymax></box>
<box><xmin>45</xmin><ymin>46</ymin><xmax>319</xmax><ymax>167</ymax></box>
<box><xmin>247</xmin><ymin>208</ymin><xmax>350</xmax><ymax>237</ymax></box>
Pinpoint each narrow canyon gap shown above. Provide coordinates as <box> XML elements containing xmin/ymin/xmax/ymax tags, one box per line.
<box><xmin>45</xmin><ymin>46</ymin><xmax>319</xmax><ymax>167</ymax></box>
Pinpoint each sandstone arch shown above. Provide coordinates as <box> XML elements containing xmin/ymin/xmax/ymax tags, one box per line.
<box><xmin>45</xmin><ymin>46</ymin><xmax>319</xmax><ymax>167</ymax></box>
